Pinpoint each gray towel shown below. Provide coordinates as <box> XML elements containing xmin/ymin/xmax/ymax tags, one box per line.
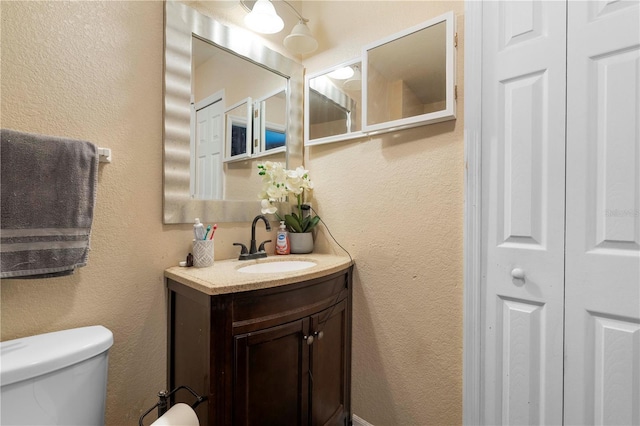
<box><xmin>1</xmin><ymin>129</ymin><xmax>99</xmax><ymax>279</ymax></box>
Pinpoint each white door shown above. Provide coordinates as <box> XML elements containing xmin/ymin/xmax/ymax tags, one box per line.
<box><xmin>195</xmin><ymin>99</ymin><xmax>224</xmax><ymax>199</ymax></box>
<box><xmin>564</xmin><ymin>1</ymin><xmax>640</xmax><ymax>425</ymax></box>
<box><xmin>481</xmin><ymin>2</ymin><xmax>567</xmax><ymax>424</ymax></box>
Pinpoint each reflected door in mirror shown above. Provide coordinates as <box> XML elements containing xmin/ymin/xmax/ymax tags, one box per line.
<box><xmin>195</xmin><ymin>97</ymin><xmax>224</xmax><ymax>199</ymax></box>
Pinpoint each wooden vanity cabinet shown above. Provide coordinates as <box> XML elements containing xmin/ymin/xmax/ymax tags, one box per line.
<box><xmin>167</xmin><ymin>266</ymin><xmax>352</xmax><ymax>426</ymax></box>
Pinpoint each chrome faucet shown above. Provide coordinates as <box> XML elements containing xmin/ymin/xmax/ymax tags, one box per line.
<box><xmin>233</xmin><ymin>215</ymin><xmax>271</xmax><ymax>260</ymax></box>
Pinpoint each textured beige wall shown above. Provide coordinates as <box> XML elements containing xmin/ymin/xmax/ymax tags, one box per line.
<box><xmin>1</xmin><ymin>1</ymin><xmax>463</xmax><ymax>425</ymax></box>
<box><xmin>0</xmin><ymin>2</ymin><xmax>273</xmax><ymax>424</ymax></box>
<box><xmin>0</xmin><ymin>3</ymin><xmax>168</xmax><ymax>423</ymax></box>
<box><xmin>302</xmin><ymin>2</ymin><xmax>465</xmax><ymax>424</ymax></box>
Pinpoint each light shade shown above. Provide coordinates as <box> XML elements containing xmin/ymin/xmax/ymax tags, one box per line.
<box><xmin>283</xmin><ymin>21</ymin><xmax>318</xmax><ymax>55</ymax></box>
<box><xmin>327</xmin><ymin>67</ymin><xmax>354</xmax><ymax>80</ymax></box>
<box><xmin>343</xmin><ymin>65</ymin><xmax>362</xmax><ymax>91</ymax></box>
<box><xmin>244</xmin><ymin>0</ymin><xmax>284</xmax><ymax>34</ymax></box>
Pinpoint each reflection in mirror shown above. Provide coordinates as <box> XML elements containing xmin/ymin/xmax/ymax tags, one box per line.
<box><xmin>164</xmin><ymin>0</ymin><xmax>303</xmax><ymax>223</ymax></box>
<box><xmin>225</xmin><ymin>98</ymin><xmax>252</xmax><ymax>162</ymax></box>
<box><xmin>305</xmin><ymin>60</ymin><xmax>363</xmax><ymax>146</ymax></box>
<box><xmin>192</xmin><ymin>88</ymin><xmax>224</xmax><ymax>199</ymax></box>
<box><xmin>363</xmin><ymin>11</ymin><xmax>456</xmax><ymax>133</ymax></box>
<box><xmin>191</xmin><ymin>36</ymin><xmax>287</xmax><ymax>200</ymax></box>
<box><xmin>256</xmin><ymin>89</ymin><xmax>287</xmax><ymax>156</ymax></box>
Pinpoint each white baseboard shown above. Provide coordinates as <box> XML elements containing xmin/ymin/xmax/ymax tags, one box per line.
<box><xmin>352</xmin><ymin>414</ymin><xmax>374</xmax><ymax>426</ymax></box>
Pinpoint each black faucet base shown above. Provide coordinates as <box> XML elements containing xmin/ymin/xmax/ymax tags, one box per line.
<box><xmin>238</xmin><ymin>251</ymin><xmax>269</xmax><ymax>260</ymax></box>
<box><xmin>234</xmin><ymin>215</ymin><xmax>272</xmax><ymax>260</ymax></box>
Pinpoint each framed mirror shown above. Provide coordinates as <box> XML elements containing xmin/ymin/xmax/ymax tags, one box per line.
<box><xmin>363</xmin><ymin>11</ymin><xmax>456</xmax><ymax>134</ymax></box>
<box><xmin>305</xmin><ymin>59</ymin><xmax>364</xmax><ymax>146</ymax></box>
<box><xmin>164</xmin><ymin>0</ymin><xmax>303</xmax><ymax>223</ymax></box>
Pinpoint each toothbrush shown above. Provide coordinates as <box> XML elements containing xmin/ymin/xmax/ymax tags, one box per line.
<box><xmin>209</xmin><ymin>224</ymin><xmax>217</xmax><ymax>240</ymax></box>
<box><xmin>203</xmin><ymin>225</ymin><xmax>211</xmax><ymax>240</ymax></box>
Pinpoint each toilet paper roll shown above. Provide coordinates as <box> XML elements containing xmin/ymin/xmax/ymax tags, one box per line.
<box><xmin>150</xmin><ymin>403</ymin><xmax>199</xmax><ymax>426</ymax></box>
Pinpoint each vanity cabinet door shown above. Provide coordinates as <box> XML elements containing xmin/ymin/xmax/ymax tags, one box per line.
<box><xmin>233</xmin><ymin>318</ymin><xmax>311</xmax><ymax>426</ymax></box>
<box><xmin>310</xmin><ymin>300</ymin><xmax>349</xmax><ymax>426</ymax></box>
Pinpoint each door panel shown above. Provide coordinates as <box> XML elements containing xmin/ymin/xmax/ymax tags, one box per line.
<box><xmin>195</xmin><ymin>99</ymin><xmax>223</xmax><ymax>199</ymax></box>
<box><xmin>498</xmin><ymin>70</ymin><xmax>548</xmax><ymax>248</ymax></box>
<box><xmin>495</xmin><ymin>296</ymin><xmax>548</xmax><ymax>425</ymax></box>
<box><xmin>564</xmin><ymin>1</ymin><xmax>640</xmax><ymax>424</ymax></box>
<box><xmin>481</xmin><ymin>1</ymin><xmax>567</xmax><ymax>424</ymax></box>
<box><xmin>310</xmin><ymin>301</ymin><xmax>348</xmax><ymax>426</ymax></box>
<box><xmin>499</xmin><ymin>1</ymin><xmax>544</xmax><ymax>48</ymax></box>
<box><xmin>234</xmin><ymin>318</ymin><xmax>310</xmax><ymax>426</ymax></box>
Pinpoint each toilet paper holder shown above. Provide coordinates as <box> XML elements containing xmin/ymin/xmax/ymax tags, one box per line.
<box><xmin>138</xmin><ymin>385</ymin><xmax>206</xmax><ymax>426</ymax></box>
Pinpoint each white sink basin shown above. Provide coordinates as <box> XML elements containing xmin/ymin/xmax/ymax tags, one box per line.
<box><xmin>237</xmin><ymin>260</ymin><xmax>316</xmax><ymax>274</ymax></box>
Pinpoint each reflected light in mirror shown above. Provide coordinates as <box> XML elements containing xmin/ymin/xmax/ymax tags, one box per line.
<box><xmin>327</xmin><ymin>66</ymin><xmax>354</xmax><ymax>80</ymax></box>
<box><xmin>343</xmin><ymin>65</ymin><xmax>361</xmax><ymax>91</ymax></box>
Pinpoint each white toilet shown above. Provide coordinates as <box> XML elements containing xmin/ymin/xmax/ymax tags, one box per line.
<box><xmin>0</xmin><ymin>325</ymin><xmax>113</xmax><ymax>426</ymax></box>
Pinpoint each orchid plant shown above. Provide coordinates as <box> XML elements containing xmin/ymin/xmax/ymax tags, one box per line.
<box><xmin>258</xmin><ymin>162</ymin><xmax>320</xmax><ymax>233</ymax></box>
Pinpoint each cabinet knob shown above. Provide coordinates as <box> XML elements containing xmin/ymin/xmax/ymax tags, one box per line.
<box><xmin>314</xmin><ymin>331</ymin><xmax>324</xmax><ymax>340</ymax></box>
<box><xmin>511</xmin><ymin>268</ymin><xmax>525</xmax><ymax>280</ymax></box>
<box><xmin>304</xmin><ymin>335</ymin><xmax>314</xmax><ymax>345</ymax></box>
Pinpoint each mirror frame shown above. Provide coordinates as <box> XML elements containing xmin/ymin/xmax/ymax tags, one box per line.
<box><xmin>305</xmin><ymin>58</ymin><xmax>365</xmax><ymax>146</ymax></box>
<box><xmin>164</xmin><ymin>0</ymin><xmax>303</xmax><ymax>224</ymax></box>
<box><xmin>362</xmin><ymin>11</ymin><xmax>456</xmax><ymax>134</ymax></box>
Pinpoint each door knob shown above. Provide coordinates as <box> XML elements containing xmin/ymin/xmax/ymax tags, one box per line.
<box><xmin>511</xmin><ymin>268</ymin><xmax>525</xmax><ymax>280</ymax></box>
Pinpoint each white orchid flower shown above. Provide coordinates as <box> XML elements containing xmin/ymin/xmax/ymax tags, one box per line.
<box><xmin>261</xmin><ymin>199</ymin><xmax>277</xmax><ymax>215</ymax></box>
<box><xmin>288</xmin><ymin>166</ymin><xmax>308</xmax><ymax>179</ymax></box>
<box><xmin>258</xmin><ymin>163</ymin><xmax>317</xmax><ymax>232</ymax></box>
<box><xmin>286</xmin><ymin>177</ymin><xmax>303</xmax><ymax>194</ymax></box>
<box><xmin>265</xmin><ymin>183</ymin><xmax>285</xmax><ymax>199</ymax></box>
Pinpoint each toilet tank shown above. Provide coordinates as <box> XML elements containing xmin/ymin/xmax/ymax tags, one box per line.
<box><xmin>0</xmin><ymin>325</ymin><xmax>114</xmax><ymax>426</ymax></box>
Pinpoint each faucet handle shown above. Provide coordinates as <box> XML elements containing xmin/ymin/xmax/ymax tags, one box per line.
<box><xmin>233</xmin><ymin>243</ymin><xmax>248</xmax><ymax>255</ymax></box>
<box><xmin>258</xmin><ymin>240</ymin><xmax>272</xmax><ymax>252</ymax></box>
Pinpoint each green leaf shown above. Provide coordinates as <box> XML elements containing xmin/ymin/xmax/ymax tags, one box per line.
<box><xmin>285</xmin><ymin>215</ymin><xmax>303</xmax><ymax>233</ymax></box>
<box><xmin>299</xmin><ymin>215</ymin><xmax>320</xmax><ymax>232</ymax></box>
<box><xmin>309</xmin><ymin>215</ymin><xmax>320</xmax><ymax>230</ymax></box>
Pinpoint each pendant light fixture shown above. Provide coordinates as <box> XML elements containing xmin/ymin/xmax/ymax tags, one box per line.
<box><xmin>241</xmin><ymin>0</ymin><xmax>318</xmax><ymax>55</ymax></box>
<box><xmin>244</xmin><ymin>0</ymin><xmax>284</xmax><ymax>34</ymax></box>
<box><xmin>283</xmin><ymin>20</ymin><xmax>318</xmax><ymax>55</ymax></box>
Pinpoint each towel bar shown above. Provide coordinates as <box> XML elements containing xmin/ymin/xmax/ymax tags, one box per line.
<box><xmin>97</xmin><ymin>147</ymin><xmax>112</xmax><ymax>163</ymax></box>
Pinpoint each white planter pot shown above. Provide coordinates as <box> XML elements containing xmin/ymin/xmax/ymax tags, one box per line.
<box><xmin>289</xmin><ymin>232</ymin><xmax>314</xmax><ymax>254</ymax></box>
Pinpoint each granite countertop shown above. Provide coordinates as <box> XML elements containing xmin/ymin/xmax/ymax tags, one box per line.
<box><xmin>164</xmin><ymin>253</ymin><xmax>353</xmax><ymax>295</ymax></box>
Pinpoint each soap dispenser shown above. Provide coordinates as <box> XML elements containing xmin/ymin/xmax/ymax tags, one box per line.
<box><xmin>275</xmin><ymin>221</ymin><xmax>290</xmax><ymax>255</ymax></box>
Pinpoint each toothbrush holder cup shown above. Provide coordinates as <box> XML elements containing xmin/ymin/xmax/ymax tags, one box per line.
<box><xmin>193</xmin><ymin>239</ymin><xmax>214</xmax><ymax>268</ymax></box>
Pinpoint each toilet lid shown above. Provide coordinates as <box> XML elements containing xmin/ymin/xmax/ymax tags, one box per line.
<box><xmin>0</xmin><ymin>325</ymin><xmax>113</xmax><ymax>386</ymax></box>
